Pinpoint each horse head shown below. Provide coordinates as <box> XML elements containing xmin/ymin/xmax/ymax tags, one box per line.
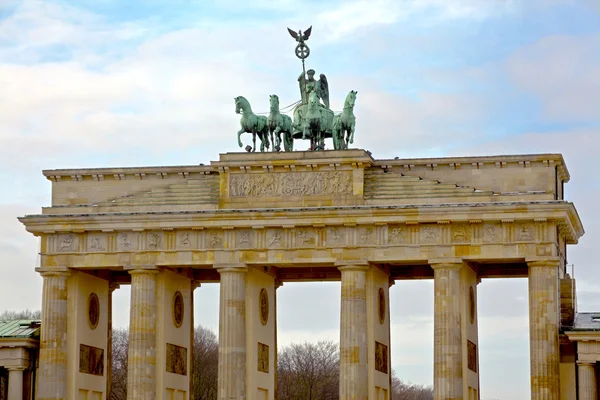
<box><xmin>308</xmin><ymin>90</ymin><xmax>319</xmax><ymax>110</ymax></box>
<box><xmin>235</xmin><ymin>96</ymin><xmax>250</xmax><ymax>114</ymax></box>
<box><xmin>344</xmin><ymin>90</ymin><xmax>357</xmax><ymax>110</ymax></box>
<box><xmin>269</xmin><ymin>94</ymin><xmax>279</xmax><ymax>111</ymax></box>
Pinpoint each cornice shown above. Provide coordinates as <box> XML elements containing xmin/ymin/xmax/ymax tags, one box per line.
<box><xmin>19</xmin><ymin>201</ymin><xmax>583</xmax><ymax>243</ymax></box>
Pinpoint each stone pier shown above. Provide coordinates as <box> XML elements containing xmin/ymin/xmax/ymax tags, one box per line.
<box><xmin>577</xmin><ymin>362</ymin><xmax>597</xmax><ymax>400</ymax></box>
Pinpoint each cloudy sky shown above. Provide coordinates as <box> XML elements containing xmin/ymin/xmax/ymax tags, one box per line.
<box><xmin>1</xmin><ymin>0</ymin><xmax>599</xmax><ymax>398</ymax></box>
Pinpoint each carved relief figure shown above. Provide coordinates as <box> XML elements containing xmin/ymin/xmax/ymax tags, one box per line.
<box><xmin>375</xmin><ymin>342</ymin><xmax>388</xmax><ymax>374</ymax></box>
<box><xmin>483</xmin><ymin>225</ymin><xmax>498</xmax><ymax>242</ymax></box>
<box><xmin>179</xmin><ymin>232</ymin><xmax>191</xmax><ymax>247</ymax></box>
<box><xmin>259</xmin><ymin>288</ymin><xmax>269</xmax><ymax>325</ymax></box>
<box><xmin>173</xmin><ymin>291</ymin><xmax>184</xmax><ymax>328</ymax></box>
<box><xmin>148</xmin><ymin>233</ymin><xmax>161</xmax><ymax>249</ymax></box>
<box><xmin>452</xmin><ymin>225</ymin><xmax>469</xmax><ymax>242</ymax></box>
<box><xmin>268</xmin><ymin>231</ymin><xmax>282</xmax><ymax>247</ymax></box>
<box><xmin>59</xmin><ymin>234</ymin><xmax>75</xmax><ymax>252</ymax></box>
<box><xmin>239</xmin><ymin>231</ymin><xmax>251</xmax><ymax>247</ymax></box>
<box><xmin>360</xmin><ymin>227</ymin><xmax>374</xmax><ymax>244</ymax></box>
<box><xmin>88</xmin><ymin>293</ymin><xmax>99</xmax><ymax>330</ymax></box>
<box><xmin>297</xmin><ymin>229</ymin><xmax>315</xmax><ymax>245</ymax></box>
<box><xmin>79</xmin><ymin>344</ymin><xmax>104</xmax><ymax>376</ymax></box>
<box><xmin>258</xmin><ymin>343</ymin><xmax>269</xmax><ymax>373</ymax></box>
<box><xmin>516</xmin><ymin>224</ymin><xmax>534</xmax><ymax>241</ymax></box>
<box><xmin>229</xmin><ymin>171</ymin><xmax>352</xmax><ymax>198</ymax></box>
<box><xmin>209</xmin><ymin>232</ymin><xmax>223</xmax><ymax>248</ymax></box>
<box><xmin>390</xmin><ymin>227</ymin><xmax>405</xmax><ymax>244</ymax></box>
<box><xmin>119</xmin><ymin>233</ymin><xmax>132</xmax><ymax>250</ymax></box>
<box><xmin>329</xmin><ymin>228</ymin><xmax>343</xmax><ymax>245</ymax></box>
<box><xmin>422</xmin><ymin>226</ymin><xmax>438</xmax><ymax>243</ymax></box>
<box><xmin>89</xmin><ymin>236</ymin><xmax>104</xmax><ymax>251</ymax></box>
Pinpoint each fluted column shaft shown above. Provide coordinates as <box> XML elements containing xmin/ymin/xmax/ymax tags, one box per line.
<box><xmin>432</xmin><ymin>263</ymin><xmax>463</xmax><ymax>400</ymax></box>
<box><xmin>339</xmin><ymin>264</ymin><xmax>368</xmax><ymax>400</ymax></box>
<box><xmin>127</xmin><ymin>269</ymin><xmax>158</xmax><ymax>400</ymax></box>
<box><xmin>7</xmin><ymin>367</ymin><xmax>25</xmax><ymax>400</ymax></box>
<box><xmin>528</xmin><ymin>260</ymin><xmax>560</xmax><ymax>400</ymax></box>
<box><xmin>217</xmin><ymin>266</ymin><xmax>247</xmax><ymax>400</ymax></box>
<box><xmin>578</xmin><ymin>362</ymin><xmax>597</xmax><ymax>400</ymax></box>
<box><xmin>36</xmin><ymin>268</ymin><xmax>70</xmax><ymax>400</ymax></box>
<box><xmin>107</xmin><ymin>283</ymin><xmax>119</xmax><ymax>399</ymax></box>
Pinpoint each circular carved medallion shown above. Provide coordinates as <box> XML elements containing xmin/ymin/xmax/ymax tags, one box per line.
<box><xmin>88</xmin><ymin>293</ymin><xmax>99</xmax><ymax>330</ymax></box>
<box><xmin>378</xmin><ymin>288</ymin><xmax>386</xmax><ymax>325</ymax></box>
<box><xmin>259</xmin><ymin>288</ymin><xmax>269</xmax><ymax>326</ymax></box>
<box><xmin>469</xmin><ymin>286</ymin><xmax>475</xmax><ymax>324</ymax></box>
<box><xmin>173</xmin><ymin>291</ymin><xmax>184</xmax><ymax>328</ymax></box>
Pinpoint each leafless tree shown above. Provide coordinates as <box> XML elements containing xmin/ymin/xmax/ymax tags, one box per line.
<box><xmin>277</xmin><ymin>340</ymin><xmax>339</xmax><ymax>400</ymax></box>
<box><xmin>192</xmin><ymin>326</ymin><xmax>219</xmax><ymax>400</ymax></box>
<box><xmin>110</xmin><ymin>328</ymin><xmax>128</xmax><ymax>400</ymax></box>
<box><xmin>0</xmin><ymin>309</ymin><xmax>41</xmax><ymax>320</ymax></box>
<box><xmin>392</xmin><ymin>371</ymin><xmax>433</xmax><ymax>400</ymax></box>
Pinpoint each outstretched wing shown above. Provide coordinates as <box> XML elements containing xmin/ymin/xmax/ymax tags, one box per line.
<box><xmin>302</xmin><ymin>26</ymin><xmax>312</xmax><ymax>41</ymax></box>
<box><xmin>287</xmin><ymin>27</ymin><xmax>299</xmax><ymax>40</ymax></box>
<box><xmin>317</xmin><ymin>74</ymin><xmax>330</xmax><ymax>108</ymax></box>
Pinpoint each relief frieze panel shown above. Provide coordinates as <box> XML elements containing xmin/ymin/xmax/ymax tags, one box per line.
<box><xmin>117</xmin><ymin>232</ymin><xmax>140</xmax><ymax>251</ymax></box>
<box><xmin>266</xmin><ymin>229</ymin><xmax>284</xmax><ymax>249</ymax></box>
<box><xmin>236</xmin><ymin>229</ymin><xmax>254</xmax><ymax>249</ymax></box>
<box><xmin>146</xmin><ymin>232</ymin><xmax>164</xmax><ymax>250</ymax></box>
<box><xmin>229</xmin><ymin>171</ymin><xmax>352</xmax><ymax>198</ymax></box>
<box><xmin>87</xmin><ymin>234</ymin><xmax>106</xmax><ymax>252</ymax></box>
<box><xmin>515</xmin><ymin>222</ymin><xmax>535</xmax><ymax>241</ymax></box>
<box><xmin>206</xmin><ymin>230</ymin><xmax>224</xmax><ymax>249</ymax></box>
<box><xmin>359</xmin><ymin>226</ymin><xmax>376</xmax><ymax>246</ymax></box>
<box><xmin>295</xmin><ymin>228</ymin><xmax>316</xmax><ymax>248</ymax></box>
<box><xmin>420</xmin><ymin>225</ymin><xmax>440</xmax><ymax>244</ymax></box>
<box><xmin>451</xmin><ymin>224</ymin><xmax>470</xmax><ymax>243</ymax></box>
<box><xmin>482</xmin><ymin>223</ymin><xmax>501</xmax><ymax>243</ymax></box>
<box><xmin>176</xmin><ymin>231</ymin><xmax>194</xmax><ymax>249</ymax></box>
<box><xmin>389</xmin><ymin>226</ymin><xmax>408</xmax><ymax>245</ymax></box>
<box><xmin>326</xmin><ymin>227</ymin><xmax>346</xmax><ymax>247</ymax></box>
<box><xmin>43</xmin><ymin>218</ymin><xmax>555</xmax><ymax>257</ymax></box>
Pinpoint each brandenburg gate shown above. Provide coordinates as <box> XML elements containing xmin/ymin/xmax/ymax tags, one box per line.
<box><xmin>19</xmin><ymin>149</ymin><xmax>583</xmax><ymax>399</ymax></box>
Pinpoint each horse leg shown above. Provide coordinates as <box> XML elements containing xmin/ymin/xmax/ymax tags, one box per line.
<box><xmin>252</xmin><ymin>132</ymin><xmax>257</xmax><ymax>152</ymax></box>
<box><xmin>349</xmin><ymin>124</ymin><xmax>355</xmax><ymax>145</ymax></box>
<box><xmin>237</xmin><ymin>129</ymin><xmax>245</xmax><ymax>148</ymax></box>
<box><xmin>274</xmin><ymin>127</ymin><xmax>282</xmax><ymax>152</ymax></box>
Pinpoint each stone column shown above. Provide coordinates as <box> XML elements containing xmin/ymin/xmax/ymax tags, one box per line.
<box><xmin>274</xmin><ymin>280</ymin><xmax>283</xmax><ymax>400</ymax></box>
<box><xmin>431</xmin><ymin>262</ymin><xmax>463</xmax><ymax>400</ymax></box>
<box><xmin>7</xmin><ymin>367</ymin><xmax>25</xmax><ymax>400</ymax></box>
<box><xmin>127</xmin><ymin>268</ymin><xmax>158</xmax><ymax>400</ymax></box>
<box><xmin>217</xmin><ymin>265</ymin><xmax>247</xmax><ymax>399</ymax></box>
<box><xmin>107</xmin><ymin>283</ymin><xmax>119</xmax><ymax>398</ymax></box>
<box><xmin>339</xmin><ymin>264</ymin><xmax>369</xmax><ymax>400</ymax></box>
<box><xmin>578</xmin><ymin>362</ymin><xmax>597</xmax><ymax>400</ymax></box>
<box><xmin>36</xmin><ymin>267</ymin><xmax>70</xmax><ymax>400</ymax></box>
<box><xmin>528</xmin><ymin>259</ymin><xmax>560</xmax><ymax>400</ymax></box>
<box><xmin>190</xmin><ymin>280</ymin><xmax>200</xmax><ymax>397</ymax></box>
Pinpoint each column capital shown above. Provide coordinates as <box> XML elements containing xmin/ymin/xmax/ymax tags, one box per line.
<box><xmin>126</xmin><ymin>265</ymin><xmax>159</xmax><ymax>275</ymax></box>
<box><xmin>6</xmin><ymin>366</ymin><xmax>27</xmax><ymax>371</ymax></box>
<box><xmin>577</xmin><ymin>361</ymin><xmax>597</xmax><ymax>367</ymax></box>
<box><xmin>429</xmin><ymin>259</ymin><xmax>464</xmax><ymax>270</ymax></box>
<box><xmin>215</xmin><ymin>263</ymin><xmax>248</xmax><ymax>274</ymax></box>
<box><xmin>335</xmin><ymin>260</ymin><xmax>370</xmax><ymax>272</ymax></box>
<box><xmin>527</xmin><ymin>258</ymin><xmax>561</xmax><ymax>268</ymax></box>
<box><xmin>35</xmin><ymin>266</ymin><xmax>70</xmax><ymax>277</ymax></box>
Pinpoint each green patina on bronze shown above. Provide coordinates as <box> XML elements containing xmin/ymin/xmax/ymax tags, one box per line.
<box><xmin>236</xmin><ymin>26</ymin><xmax>357</xmax><ymax>152</ymax></box>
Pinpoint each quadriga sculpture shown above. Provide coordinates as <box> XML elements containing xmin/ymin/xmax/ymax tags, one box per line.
<box><xmin>235</xmin><ymin>96</ymin><xmax>270</xmax><ymax>152</ymax></box>
<box><xmin>267</xmin><ymin>94</ymin><xmax>294</xmax><ymax>152</ymax></box>
<box><xmin>332</xmin><ymin>90</ymin><xmax>357</xmax><ymax>150</ymax></box>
